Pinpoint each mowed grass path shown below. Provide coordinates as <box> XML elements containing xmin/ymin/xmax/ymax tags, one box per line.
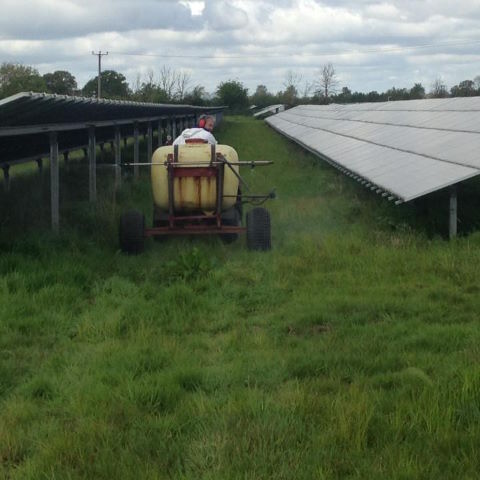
<box><xmin>1</xmin><ymin>116</ymin><xmax>480</xmax><ymax>479</ymax></box>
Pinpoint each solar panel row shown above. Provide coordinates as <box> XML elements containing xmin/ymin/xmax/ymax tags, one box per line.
<box><xmin>266</xmin><ymin>98</ymin><xmax>480</xmax><ymax>203</ymax></box>
<box><xmin>0</xmin><ymin>92</ymin><xmax>226</xmax><ymax>231</ymax></box>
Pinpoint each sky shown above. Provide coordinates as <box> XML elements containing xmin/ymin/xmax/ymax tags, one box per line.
<box><xmin>1</xmin><ymin>0</ymin><xmax>479</xmax><ymax>96</ymax></box>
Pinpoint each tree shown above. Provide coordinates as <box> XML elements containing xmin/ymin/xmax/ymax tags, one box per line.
<box><xmin>301</xmin><ymin>81</ymin><xmax>314</xmax><ymax>99</ymax></box>
<box><xmin>451</xmin><ymin>79</ymin><xmax>476</xmax><ymax>97</ymax></box>
<box><xmin>43</xmin><ymin>70</ymin><xmax>77</xmax><ymax>95</ymax></box>
<box><xmin>281</xmin><ymin>70</ymin><xmax>302</xmax><ymax>106</ymax></box>
<box><xmin>430</xmin><ymin>78</ymin><xmax>448</xmax><ymax>98</ymax></box>
<box><xmin>215</xmin><ymin>80</ymin><xmax>249</xmax><ymax>112</ymax></box>
<box><xmin>250</xmin><ymin>84</ymin><xmax>275</xmax><ymax>108</ymax></box>
<box><xmin>385</xmin><ymin>86</ymin><xmax>409</xmax><ymax>101</ymax></box>
<box><xmin>183</xmin><ymin>85</ymin><xmax>207</xmax><ymax>106</ymax></box>
<box><xmin>315</xmin><ymin>63</ymin><xmax>338</xmax><ymax>99</ymax></box>
<box><xmin>135</xmin><ymin>82</ymin><xmax>168</xmax><ymax>103</ymax></box>
<box><xmin>82</xmin><ymin>70</ymin><xmax>130</xmax><ymax>99</ymax></box>
<box><xmin>280</xmin><ymin>85</ymin><xmax>298</xmax><ymax>106</ymax></box>
<box><xmin>158</xmin><ymin>66</ymin><xmax>177</xmax><ymax>101</ymax></box>
<box><xmin>175</xmin><ymin>70</ymin><xmax>191</xmax><ymax>102</ymax></box>
<box><xmin>366</xmin><ymin>91</ymin><xmax>381</xmax><ymax>102</ymax></box>
<box><xmin>474</xmin><ymin>75</ymin><xmax>480</xmax><ymax>92</ymax></box>
<box><xmin>283</xmin><ymin>70</ymin><xmax>302</xmax><ymax>92</ymax></box>
<box><xmin>409</xmin><ymin>83</ymin><xmax>426</xmax><ymax>99</ymax></box>
<box><xmin>335</xmin><ymin>87</ymin><xmax>352</xmax><ymax>104</ymax></box>
<box><xmin>0</xmin><ymin>62</ymin><xmax>46</xmax><ymax>99</ymax></box>
<box><xmin>131</xmin><ymin>69</ymin><xmax>168</xmax><ymax>103</ymax></box>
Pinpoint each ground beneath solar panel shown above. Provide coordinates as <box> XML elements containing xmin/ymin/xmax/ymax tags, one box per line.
<box><xmin>1</xmin><ymin>116</ymin><xmax>480</xmax><ymax>479</ymax></box>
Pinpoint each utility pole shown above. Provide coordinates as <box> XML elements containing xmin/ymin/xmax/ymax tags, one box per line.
<box><xmin>91</xmin><ymin>51</ymin><xmax>108</xmax><ymax>99</ymax></box>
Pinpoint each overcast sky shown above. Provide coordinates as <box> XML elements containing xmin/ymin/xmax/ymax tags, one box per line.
<box><xmin>1</xmin><ymin>0</ymin><xmax>479</xmax><ymax>95</ymax></box>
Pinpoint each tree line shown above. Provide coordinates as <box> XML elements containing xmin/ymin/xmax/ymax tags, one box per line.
<box><xmin>1</xmin><ymin>61</ymin><xmax>479</xmax><ymax>113</ymax></box>
<box><xmin>251</xmin><ymin>64</ymin><xmax>480</xmax><ymax>109</ymax></box>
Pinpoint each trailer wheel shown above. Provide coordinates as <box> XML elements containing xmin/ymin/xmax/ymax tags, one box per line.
<box><xmin>220</xmin><ymin>208</ymin><xmax>241</xmax><ymax>244</ymax></box>
<box><xmin>246</xmin><ymin>207</ymin><xmax>271</xmax><ymax>251</ymax></box>
<box><xmin>119</xmin><ymin>210</ymin><xmax>145</xmax><ymax>254</ymax></box>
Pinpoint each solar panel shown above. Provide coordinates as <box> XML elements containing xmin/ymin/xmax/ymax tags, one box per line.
<box><xmin>266</xmin><ymin>98</ymin><xmax>480</xmax><ymax>202</ymax></box>
<box><xmin>0</xmin><ymin>92</ymin><xmax>225</xmax><ymax>165</ymax></box>
<box><xmin>253</xmin><ymin>104</ymin><xmax>285</xmax><ymax>118</ymax></box>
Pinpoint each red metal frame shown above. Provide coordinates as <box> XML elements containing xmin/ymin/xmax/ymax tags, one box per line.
<box><xmin>173</xmin><ymin>167</ymin><xmax>217</xmax><ymax>178</ymax></box>
<box><xmin>145</xmin><ymin>145</ymin><xmax>245</xmax><ymax>237</ymax></box>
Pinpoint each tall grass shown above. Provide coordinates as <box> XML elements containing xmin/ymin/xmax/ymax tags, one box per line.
<box><xmin>1</xmin><ymin>117</ymin><xmax>480</xmax><ymax>478</ymax></box>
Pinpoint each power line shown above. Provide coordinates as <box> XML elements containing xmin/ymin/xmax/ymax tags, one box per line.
<box><xmin>108</xmin><ymin>39</ymin><xmax>480</xmax><ymax>60</ymax></box>
<box><xmin>91</xmin><ymin>51</ymin><xmax>109</xmax><ymax>98</ymax></box>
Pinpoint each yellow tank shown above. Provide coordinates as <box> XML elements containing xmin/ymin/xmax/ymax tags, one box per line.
<box><xmin>151</xmin><ymin>144</ymin><xmax>239</xmax><ymax>212</ymax></box>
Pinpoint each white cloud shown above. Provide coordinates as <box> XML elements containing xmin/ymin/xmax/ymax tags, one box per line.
<box><xmin>203</xmin><ymin>0</ymin><xmax>249</xmax><ymax>30</ymax></box>
<box><xmin>180</xmin><ymin>1</ymin><xmax>205</xmax><ymax>15</ymax></box>
<box><xmin>0</xmin><ymin>0</ymin><xmax>479</xmax><ymax>95</ymax></box>
<box><xmin>364</xmin><ymin>3</ymin><xmax>401</xmax><ymax>19</ymax></box>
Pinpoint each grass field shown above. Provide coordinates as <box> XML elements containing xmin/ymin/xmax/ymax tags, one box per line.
<box><xmin>1</xmin><ymin>116</ymin><xmax>480</xmax><ymax>479</ymax></box>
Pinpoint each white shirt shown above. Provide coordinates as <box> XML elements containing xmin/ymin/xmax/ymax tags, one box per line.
<box><xmin>173</xmin><ymin>128</ymin><xmax>217</xmax><ymax>146</ymax></box>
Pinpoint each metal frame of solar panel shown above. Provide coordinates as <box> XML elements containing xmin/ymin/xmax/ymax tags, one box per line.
<box><xmin>0</xmin><ymin>92</ymin><xmax>225</xmax><ymax>231</ymax></box>
<box><xmin>266</xmin><ymin>97</ymin><xmax>480</xmax><ymax>238</ymax></box>
<box><xmin>253</xmin><ymin>104</ymin><xmax>285</xmax><ymax>118</ymax></box>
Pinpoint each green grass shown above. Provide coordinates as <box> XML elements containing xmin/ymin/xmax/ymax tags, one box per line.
<box><xmin>1</xmin><ymin>116</ymin><xmax>480</xmax><ymax>479</ymax></box>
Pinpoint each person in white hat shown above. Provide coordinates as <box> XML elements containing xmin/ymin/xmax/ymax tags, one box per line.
<box><xmin>173</xmin><ymin>115</ymin><xmax>217</xmax><ymax>145</ymax></box>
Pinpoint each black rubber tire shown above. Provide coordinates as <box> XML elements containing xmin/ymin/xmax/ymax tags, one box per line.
<box><xmin>246</xmin><ymin>207</ymin><xmax>271</xmax><ymax>251</ymax></box>
<box><xmin>220</xmin><ymin>208</ymin><xmax>241</xmax><ymax>244</ymax></box>
<box><xmin>119</xmin><ymin>210</ymin><xmax>145</xmax><ymax>254</ymax></box>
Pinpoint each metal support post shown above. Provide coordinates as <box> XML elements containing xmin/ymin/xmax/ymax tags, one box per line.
<box><xmin>147</xmin><ymin>122</ymin><xmax>153</xmax><ymax>163</ymax></box>
<box><xmin>2</xmin><ymin>165</ymin><xmax>10</xmax><ymax>192</ymax></box>
<box><xmin>134</xmin><ymin>122</ymin><xmax>140</xmax><ymax>179</ymax></box>
<box><xmin>172</xmin><ymin>118</ymin><xmax>177</xmax><ymax>139</ymax></box>
<box><xmin>114</xmin><ymin>127</ymin><xmax>122</xmax><ymax>189</ymax></box>
<box><xmin>449</xmin><ymin>185</ymin><xmax>457</xmax><ymax>239</ymax></box>
<box><xmin>88</xmin><ymin>126</ymin><xmax>97</xmax><ymax>202</ymax></box>
<box><xmin>158</xmin><ymin>120</ymin><xmax>163</xmax><ymax>147</ymax></box>
<box><xmin>49</xmin><ymin>132</ymin><xmax>60</xmax><ymax>232</ymax></box>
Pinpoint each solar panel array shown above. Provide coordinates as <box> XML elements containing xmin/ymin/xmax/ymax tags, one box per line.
<box><xmin>253</xmin><ymin>104</ymin><xmax>285</xmax><ymax>118</ymax></box>
<box><xmin>0</xmin><ymin>92</ymin><xmax>225</xmax><ymax>165</ymax></box>
<box><xmin>0</xmin><ymin>92</ymin><xmax>224</xmax><ymax>130</ymax></box>
<box><xmin>266</xmin><ymin>98</ymin><xmax>480</xmax><ymax>202</ymax></box>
